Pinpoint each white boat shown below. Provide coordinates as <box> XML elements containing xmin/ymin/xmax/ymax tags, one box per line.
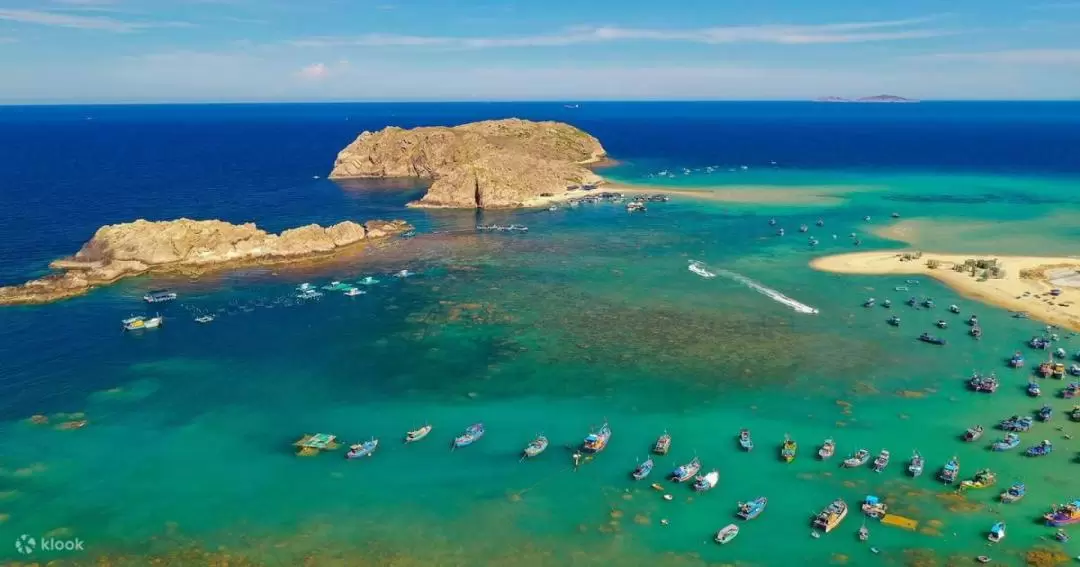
<box><xmin>122</xmin><ymin>315</ymin><xmax>163</xmax><ymax>331</ymax></box>
<box><xmin>296</xmin><ymin>283</ymin><xmax>313</xmax><ymax>291</ymax></box>
<box><xmin>296</xmin><ymin>289</ymin><xmax>323</xmax><ymax>300</ymax></box>
<box><xmin>194</xmin><ymin>314</ymin><xmax>215</xmax><ymax>324</ymax></box>
<box><xmin>343</xmin><ymin>287</ymin><xmax>365</xmax><ymax>296</ymax></box>
<box><xmin>394</xmin><ymin>270</ymin><xmax>413</xmax><ymax>278</ymax></box>
<box><xmin>688</xmin><ymin>261</ymin><xmax>716</xmax><ymax>279</ymax></box>
<box><xmin>693</xmin><ymin>470</ymin><xmax>719</xmax><ymax>492</ymax></box>
<box><xmin>357</xmin><ymin>277</ymin><xmax>380</xmax><ymax>285</ymax></box>
<box><xmin>842</xmin><ymin>449</ymin><xmax>870</xmax><ymax>468</ymax></box>
<box><xmin>714</xmin><ymin>524</ymin><xmax>739</xmax><ymax>544</ymax></box>
<box><xmin>404</xmin><ymin>424</ymin><xmax>432</xmax><ymax>443</ymax></box>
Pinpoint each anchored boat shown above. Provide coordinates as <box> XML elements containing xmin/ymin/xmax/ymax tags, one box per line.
<box><xmin>693</xmin><ymin>470</ymin><xmax>720</xmax><ymax>492</ymax></box>
<box><xmin>1025</xmin><ymin>439</ymin><xmax>1053</xmax><ymax>457</ymax></box>
<box><xmin>671</xmin><ymin>456</ymin><xmax>702</xmax><ymax>482</ymax></box>
<box><xmin>990</xmin><ymin>432</ymin><xmax>1021</xmax><ymax>452</ymax></box>
<box><xmin>737</xmin><ymin>497</ymin><xmax>767</xmax><ymax>520</ymax></box>
<box><xmin>738</xmin><ymin>429</ymin><xmax>753</xmax><ymax>452</ymax></box>
<box><xmin>969</xmin><ymin>372</ymin><xmax>998</xmax><ymax>393</ymax></box>
<box><xmin>1000</xmin><ymin>482</ymin><xmax>1026</xmax><ymax>503</ymax></box>
<box><xmin>918</xmin><ymin>332</ymin><xmax>946</xmax><ymax>345</ymax></box>
<box><xmin>987</xmin><ymin>521</ymin><xmax>1006</xmax><ymax>543</ymax></box>
<box><xmin>143</xmin><ymin>289</ymin><xmax>177</xmax><ymax>303</ymax></box>
<box><xmin>780</xmin><ymin>434</ymin><xmax>797</xmax><ymax>463</ymax></box>
<box><xmin>1028</xmin><ymin>380</ymin><xmax>1041</xmax><ymax>397</ymax></box>
<box><xmin>581</xmin><ymin>422</ymin><xmax>611</xmax><ymax>454</ymax></box>
<box><xmin>908</xmin><ymin>451</ymin><xmax>924</xmax><ymax>477</ymax></box>
<box><xmin>714</xmin><ymin>524</ymin><xmax>739</xmax><ymax>544</ymax></box>
<box><xmin>1010</xmin><ymin>352</ymin><xmax>1026</xmax><ymax>368</ymax></box>
<box><xmin>872</xmin><ymin>450</ymin><xmax>890</xmax><ymax>472</ymax></box>
<box><xmin>963</xmin><ymin>425</ymin><xmax>985</xmax><ymax>442</ymax></box>
<box><xmin>453</xmin><ymin>423</ymin><xmax>485</xmax><ymax>448</ymax></box>
<box><xmin>631</xmin><ymin>458</ymin><xmax>654</xmax><ymax>480</ymax></box>
<box><xmin>346</xmin><ymin>438</ymin><xmax>379</xmax><ymax>459</ymax></box>
<box><xmin>861</xmin><ymin>495</ymin><xmax>887</xmax><ymax>519</ymax></box>
<box><xmin>939</xmin><ymin>457</ymin><xmax>960</xmax><ymax>484</ymax></box>
<box><xmin>404</xmin><ymin>424</ymin><xmax>432</xmax><ymax>443</ymax></box>
<box><xmin>812</xmin><ymin>499</ymin><xmax>848</xmax><ymax>534</ymax></box>
<box><xmin>653</xmin><ymin>431</ymin><xmax>672</xmax><ymax>455</ymax></box>
<box><xmin>1039</xmin><ymin>405</ymin><xmax>1053</xmax><ymax>422</ymax></box>
<box><xmin>959</xmin><ymin>468</ymin><xmax>997</xmax><ymax>491</ymax></box>
<box><xmin>522</xmin><ymin>434</ymin><xmax>549</xmax><ymax>459</ymax></box>
<box><xmin>819</xmin><ymin>439</ymin><xmax>836</xmax><ymax>460</ymax></box>
<box><xmin>122</xmin><ymin>314</ymin><xmax>163</xmax><ymax>331</ymax></box>
<box><xmin>1000</xmin><ymin>415</ymin><xmax>1033</xmax><ymax>432</ymax></box>
<box><xmin>843</xmin><ymin>449</ymin><xmax>870</xmax><ymax>468</ymax></box>
<box><xmin>1044</xmin><ymin>501</ymin><xmax>1080</xmax><ymax>526</ymax></box>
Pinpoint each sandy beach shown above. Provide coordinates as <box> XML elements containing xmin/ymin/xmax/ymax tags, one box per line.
<box><xmin>811</xmin><ymin>250</ymin><xmax>1080</xmax><ymax>331</ymax></box>
<box><xmin>521</xmin><ymin>182</ymin><xmax>876</xmax><ymax>208</ymax></box>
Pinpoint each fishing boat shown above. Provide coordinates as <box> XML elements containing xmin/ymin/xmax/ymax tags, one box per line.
<box><xmin>1071</xmin><ymin>405</ymin><xmax>1080</xmax><ymax>421</ymax></box>
<box><xmin>939</xmin><ymin>456</ymin><xmax>960</xmax><ymax>484</ymax></box>
<box><xmin>122</xmin><ymin>314</ymin><xmax>163</xmax><ymax>331</ymax></box>
<box><xmin>963</xmin><ymin>425</ymin><xmax>985</xmax><ymax>442</ymax></box>
<box><xmin>1038</xmin><ymin>404</ymin><xmax>1053</xmax><ymax>422</ymax></box>
<box><xmin>453</xmin><ymin>423</ymin><xmax>484</xmax><ymax>448</ymax></box>
<box><xmin>777</xmin><ymin>228</ymin><xmax>785</xmax><ymax>236</ymax></box>
<box><xmin>968</xmin><ymin>372</ymin><xmax>998</xmax><ymax>393</ymax></box>
<box><xmin>626</xmin><ymin>202</ymin><xmax>646</xmax><ymax>212</ymax></box>
<box><xmin>1056</xmin><ymin>347</ymin><xmax>1068</xmax><ymax>359</ymax></box>
<box><xmin>1039</xmin><ymin>361</ymin><xmax>1054</xmax><ymax>378</ymax></box>
<box><xmin>143</xmin><ymin>289</ymin><xmax>177</xmax><ymax>303</ymax></box>
<box><xmin>918</xmin><ymin>332</ymin><xmax>946</xmax><ymax>345</ymax></box>
<box><xmin>1028</xmin><ymin>380</ymin><xmax>1041</xmax><ymax>397</ymax></box>
<box><xmin>812</xmin><ymin>499</ymin><xmax>848</xmax><ymax>534</ymax></box>
<box><xmin>908</xmin><ymin>451</ymin><xmax>924</xmax><ymax>477</ymax></box>
<box><xmin>768</xmin><ymin>218</ymin><xmax>777</xmax><ymax>226</ymax></box>
<box><xmin>653</xmin><ymin>431</ymin><xmax>672</xmax><ymax>454</ymax></box>
<box><xmin>816</xmin><ymin>218</ymin><xmax>824</xmax><ymax>227</ymax></box>
<box><xmin>693</xmin><ymin>470</ymin><xmax>720</xmax><ymax>492</ymax></box>
<box><xmin>1053</xmin><ymin>363</ymin><xmax>1067</xmax><ymax>379</ymax></box>
<box><xmin>322</xmin><ymin>281</ymin><xmax>351</xmax><ymax>291</ymax></box>
<box><xmin>631</xmin><ymin>458</ymin><xmax>654</xmax><ymax>480</ymax></box>
<box><xmin>959</xmin><ymin>468</ymin><xmax>997</xmax><ymax>491</ymax></box>
<box><xmin>346</xmin><ymin>438</ymin><xmax>379</xmax><ymax>459</ymax></box>
<box><xmin>343</xmin><ymin>287</ymin><xmax>365</xmax><ymax>296</ymax></box>
<box><xmin>922</xmin><ymin>298</ymin><xmax>935</xmax><ymax>308</ymax></box>
<box><xmin>738</xmin><ymin>429</ymin><xmax>753</xmax><ymax>451</ymax></box>
<box><xmin>1025</xmin><ymin>439</ymin><xmax>1053</xmax><ymax>457</ymax></box>
<box><xmin>1000</xmin><ymin>482</ymin><xmax>1025</xmax><ymax>503</ymax></box>
<box><xmin>971</xmin><ymin>325</ymin><xmax>982</xmax><ymax>338</ymax></box>
<box><xmin>906</xmin><ymin>296</ymin><xmax>918</xmax><ymax>307</ymax></box>
<box><xmin>1045</xmin><ymin>501</ymin><xmax>1080</xmax><ymax>526</ymax></box>
<box><xmin>988</xmin><ymin>521</ymin><xmax>1006</xmax><ymax>543</ymax></box>
<box><xmin>887</xmin><ymin>315</ymin><xmax>900</xmax><ymax>327</ymax></box>
<box><xmin>780</xmin><ymin>434</ymin><xmax>797</xmax><ymax>463</ymax></box>
<box><xmin>394</xmin><ymin>269</ymin><xmax>414</xmax><ymax>278</ymax></box>
<box><xmin>863</xmin><ymin>298</ymin><xmax>876</xmax><ymax>308</ymax></box>
<box><xmin>671</xmin><ymin>456</ymin><xmax>702</xmax><ymax>482</ymax></box>
<box><xmin>357</xmin><ymin>276</ymin><xmax>380</xmax><ymax>285</ymax></box>
<box><xmin>936</xmin><ymin>319</ymin><xmax>948</xmax><ymax>329</ymax></box>
<box><xmin>522</xmin><ymin>435</ymin><xmax>549</xmax><ymax>459</ymax></box>
<box><xmin>1062</xmin><ymin>382</ymin><xmax>1080</xmax><ymax>399</ymax></box>
<box><xmin>1070</xmin><ymin>364</ymin><xmax>1080</xmax><ymax>377</ymax></box>
<box><xmin>714</xmin><ymin>524</ymin><xmax>739</xmax><ymax>544</ymax></box>
<box><xmin>872</xmin><ymin>450</ymin><xmax>890</xmax><ymax>472</ymax></box>
<box><xmin>737</xmin><ymin>497</ymin><xmax>767</xmax><ymax>520</ymax></box>
<box><xmin>842</xmin><ymin>449</ymin><xmax>870</xmax><ymax>468</ymax></box>
<box><xmin>1031</xmin><ymin>336</ymin><xmax>1051</xmax><ymax>350</ymax></box>
<box><xmin>296</xmin><ymin>288</ymin><xmax>323</xmax><ymax>300</ymax></box>
<box><xmin>861</xmin><ymin>495</ymin><xmax>887</xmax><ymax>518</ymax></box>
<box><xmin>1000</xmin><ymin>415</ymin><xmax>1034</xmax><ymax>432</ymax></box>
<box><xmin>581</xmin><ymin>422</ymin><xmax>611</xmax><ymax>454</ymax></box>
<box><xmin>990</xmin><ymin>433</ymin><xmax>1021</xmax><ymax>451</ymax></box>
<box><xmin>858</xmin><ymin>523</ymin><xmax>869</xmax><ymax>541</ymax></box>
<box><xmin>404</xmin><ymin>424</ymin><xmax>432</xmax><ymax>443</ymax></box>
<box><xmin>1010</xmin><ymin>352</ymin><xmax>1025</xmax><ymax>368</ymax></box>
<box><xmin>819</xmin><ymin>439</ymin><xmax>836</xmax><ymax>460</ymax></box>
<box><xmin>799</xmin><ymin>224</ymin><xmax>809</xmax><ymax>233</ymax></box>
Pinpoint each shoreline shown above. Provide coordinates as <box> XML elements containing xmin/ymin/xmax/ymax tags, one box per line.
<box><xmin>515</xmin><ymin>182</ymin><xmax>873</xmax><ymax>209</ymax></box>
<box><xmin>811</xmin><ymin>250</ymin><xmax>1080</xmax><ymax>332</ymax></box>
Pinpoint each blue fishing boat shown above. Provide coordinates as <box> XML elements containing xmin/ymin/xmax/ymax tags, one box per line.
<box><xmin>738</xmin><ymin>428</ymin><xmax>754</xmax><ymax>451</ymax></box>
<box><xmin>918</xmin><ymin>332</ymin><xmax>946</xmax><ymax>345</ymax></box>
<box><xmin>1000</xmin><ymin>415</ymin><xmax>1033</xmax><ymax>432</ymax></box>
<box><xmin>737</xmin><ymin>497</ymin><xmax>767</xmax><ymax>520</ymax></box>
<box><xmin>453</xmin><ymin>423</ymin><xmax>484</xmax><ymax>448</ymax></box>
<box><xmin>1010</xmin><ymin>352</ymin><xmax>1025</xmax><ymax>368</ymax></box>
<box><xmin>346</xmin><ymin>437</ymin><xmax>379</xmax><ymax>459</ymax></box>
<box><xmin>1031</xmin><ymin>336</ymin><xmax>1051</xmax><ymax>350</ymax></box>
<box><xmin>991</xmin><ymin>433</ymin><xmax>1021</xmax><ymax>451</ymax></box>
<box><xmin>1028</xmin><ymin>381</ymin><xmax>1041</xmax><ymax>397</ymax></box>
<box><xmin>581</xmin><ymin>422</ymin><xmax>611</xmax><ymax>454</ymax></box>
<box><xmin>1025</xmin><ymin>439</ymin><xmax>1053</xmax><ymax>457</ymax></box>
<box><xmin>988</xmin><ymin>521</ymin><xmax>1006</xmax><ymax>543</ymax></box>
<box><xmin>671</xmin><ymin>456</ymin><xmax>702</xmax><ymax>482</ymax></box>
<box><xmin>906</xmin><ymin>297</ymin><xmax>917</xmax><ymax>307</ymax></box>
<box><xmin>939</xmin><ymin>457</ymin><xmax>960</xmax><ymax>484</ymax></box>
<box><xmin>631</xmin><ymin>458</ymin><xmax>654</xmax><ymax>480</ymax></box>
<box><xmin>1000</xmin><ymin>482</ymin><xmax>1025</xmax><ymax>503</ymax></box>
<box><xmin>1038</xmin><ymin>405</ymin><xmax>1053</xmax><ymax>422</ymax></box>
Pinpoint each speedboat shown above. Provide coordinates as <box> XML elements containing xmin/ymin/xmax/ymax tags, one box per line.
<box><xmin>671</xmin><ymin>457</ymin><xmax>702</xmax><ymax>482</ymax></box>
<box><xmin>738</xmin><ymin>429</ymin><xmax>753</xmax><ymax>451</ymax></box>
<box><xmin>987</xmin><ymin>521</ymin><xmax>1006</xmax><ymax>543</ymax></box>
<box><xmin>1056</xmin><ymin>347</ymin><xmax>1068</xmax><ymax>359</ymax></box>
<box><xmin>522</xmin><ymin>435</ymin><xmax>549</xmax><ymax>459</ymax></box>
<box><xmin>296</xmin><ymin>288</ymin><xmax>323</xmax><ymax>300</ymax></box>
<box><xmin>346</xmin><ymin>438</ymin><xmax>379</xmax><ymax>459</ymax></box>
<box><xmin>581</xmin><ymin>422</ymin><xmax>611</xmax><ymax>454</ymax></box>
<box><xmin>737</xmin><ymin>497</ymin><xmax>767</xmax><ymax>520</ymax></box>
<box><xmin>858</xmin><ymin>524</ymin><xmax>869</xmax><ymax>541</ymax></box>
<box><xmin>404</xmin><ymin>424</ymin><xmax>432</xmax><ymax>443</ymax></box>
<box><xmin>908</xmin><ymin>450</ymin><xmax>924</xmax><ymax>477</ymax></box>
<box><xmin>842</xmin><ymin>449</ymin><xmax>870</xmax><ymax>468</ymax></box>
<box><xmin>1070</xmin><ymin>364</ymin><xmax>1080</xmax><ymax>377</ymax></box>
<box><xmin>1000</xmin><ymin>481</ymin><xmax>1025</xmax><ymax>503</ymax></box>
<box><xmin>688</xmin><ymin>261</ymin><xmax>716</xmax><ymax>279</ymax></box>
<box><xmin>990</xmin><ymin>433</ymin><xmax>1021</xmax><ymax>452</ymax></box>
<box><xmin>812</xmin><ymin>499</ymin><xmax>848</xmax><ymax>533</ymax></box>
<box><xmin>818</xmin><ymin>439</ymin><xmax>836</xmax><ymax>460</ymax></box>
<box><xmin>714</xmin><ymin>524</ymin><xmax>739</xmax><ymax>544</ymax></box>
<box><xmin>631</xmin><ymin>458</ymin><xmax>654</xmax><ymax>480</ymax></box>
<box><xmin>453</xmin><ymin>423</ymin><xmax>484</xmax><ymax>448</ymax></box>
<box><xmin>693</xmin><ymin>470</ymin><xmax>720</xmax><ymax>492</ymax></box>
<box><xmin>872</xmin><ymin>450</ymin><xmax>890</xmax><ymax>472</ymax></box>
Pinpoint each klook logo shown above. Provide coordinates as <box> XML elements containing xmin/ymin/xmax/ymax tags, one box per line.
<box><xmin>13</xmin><ymin>533</ymin><xmax>84</xmax><ymax>555</ymax></box>
<box><xmin>14</xmin><ymin>534</ymin><xmax>35</xmax><ymax>555</ymax></box>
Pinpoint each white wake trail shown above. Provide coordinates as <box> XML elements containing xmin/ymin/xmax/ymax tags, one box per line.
<box><xmin>690</xmin><ymin>261</ymin><xmax>819</xmax><ymax>315</ymax></box>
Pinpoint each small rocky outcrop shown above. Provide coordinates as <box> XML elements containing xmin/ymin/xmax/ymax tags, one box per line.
<box><xmin>329</xmin><ymin>118</ymin><xmax>607</xmax><ymax>208</ymax></box>
<box><xmin>0</xmin><ymin>218</ymin><xmax>412</xmax><ymax>305</ymax></box>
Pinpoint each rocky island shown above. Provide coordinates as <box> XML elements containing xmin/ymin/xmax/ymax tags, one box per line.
<box><xmin>0</xmin><ymin>218</ymin><xmax>413</xmax><ymax>305</ymax></box>
<box><xmin>329</xmin><ymin>118</ymin><xmax>607</xmax><ymax>209</ymax></box>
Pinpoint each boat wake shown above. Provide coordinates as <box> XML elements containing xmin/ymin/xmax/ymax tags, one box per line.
<box><xmin>691</xmin><ymin>261</ymin><xmax>819</xmax><ymax>315</ymax></box>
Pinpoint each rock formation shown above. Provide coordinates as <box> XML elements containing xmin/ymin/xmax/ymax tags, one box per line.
<box><xmin>329</xmin><ymin>118</ymin><xmax>607</xmax><ymax>208</ymax></box>
<box><xmin>0</xmin><ymin>218</ymin><xmax>412</xmax><ymax>305</ymax></box>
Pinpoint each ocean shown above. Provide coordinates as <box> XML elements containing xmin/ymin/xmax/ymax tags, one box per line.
<box><xmin>2</xmin><ymin>101</ymin><xmax>1080</xmax><ymax>566</ymax></box>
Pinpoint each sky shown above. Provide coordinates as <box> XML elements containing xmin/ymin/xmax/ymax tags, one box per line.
<box><xmin>0</xmin><ymin>0</ymin><xmax>1078</xmax><ymax>103</ymax></box>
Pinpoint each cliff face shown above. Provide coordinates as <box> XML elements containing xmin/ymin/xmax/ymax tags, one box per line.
<box><xmin>329</xmin><ymin>118</ymin><xmax>606</xmax><ymax>208</ymax></box>
<box><xmin>0</xmin><ymin>218</ymin><xmax>412</xmax><ymax>306</ymax></box>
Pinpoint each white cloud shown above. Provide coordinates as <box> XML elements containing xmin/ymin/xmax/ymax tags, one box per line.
<box><xmin>297</xmin><ymin>62</ymin><xmax>330</xmax><ymax>80</ymax></box>
<box><xmin>924</xmin><ymin>49</ymin><xmax>1080</xmax><ymax>64</ymax></box>
<box><xmin>291</xmin><ymin>18</ymin><xmax>955</xmax><ymax>49</ymax></box>
<box><xmin>0</xmin><ymin>8</ymin><xmax>190</xmax><ymax>32</ymax></box>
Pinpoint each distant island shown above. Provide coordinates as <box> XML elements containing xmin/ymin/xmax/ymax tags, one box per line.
<box><xmin>813</xmin><ymin>95</ymin><xmax>920</xmax><ymax>103</ymax></box>
<box><xmin>329</xmin><ymin>118</ymin><xmax>607</xmax><ymax>209</ymax></box>
<box><xmin>0</xmin><ymin>218</ymin><xmax>412</xmax><ymax>305</ymax></box>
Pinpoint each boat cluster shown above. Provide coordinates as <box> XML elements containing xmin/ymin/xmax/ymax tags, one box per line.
<box><xmin>865</xmin><ymin>291</ymin><xmax>989</xmax><ymax>345</ymax></box>
<box><xmin>475</xmin><ymin>224</ymin><xmax>529</xmax><ymax>232</ymax></box>
<box><xmin>768</xmin><ymin>214</ymin><xmax>879</xmax><ymax>248</ymax></box>
<box><xmin>547</xmin><ymin>192</ymin><xmax>671</xmax><ymax>213</ymax></box>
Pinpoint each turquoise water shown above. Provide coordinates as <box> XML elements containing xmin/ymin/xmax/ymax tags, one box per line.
<box><xmin>3</xmin><ymin>103</ymin><xmax>1080</xmax><ymax>566</ymax></box>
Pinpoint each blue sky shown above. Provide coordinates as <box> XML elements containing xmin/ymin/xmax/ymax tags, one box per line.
<box><xmin>0</xmin><ymin>0</ymin><xmax>1078</xmax><ymax>102</ymax></box>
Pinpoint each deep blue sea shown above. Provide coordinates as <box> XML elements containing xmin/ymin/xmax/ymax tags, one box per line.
<box><xmin>3</xmin><ymin>102</ymin><xmax>1080</xmax><ymax>566</ymax></box>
